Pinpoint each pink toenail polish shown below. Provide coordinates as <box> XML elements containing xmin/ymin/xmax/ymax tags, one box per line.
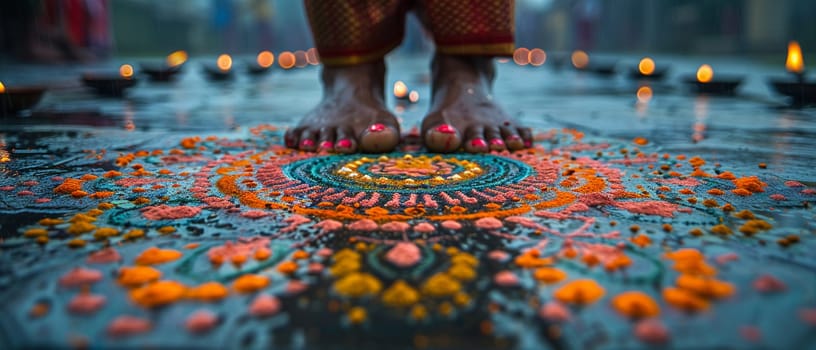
<box><xmin>336</xmin><ymin>139</ymin><xmax>352</xmax><ymax>148</ymax></box>
<box><xmin>319</xmin><ymin>141</ymin><xmax>333</xmax><ymax>149</ymax></box>
<box><xmin>524</xmin><ymin>140</ymin><xmax>532</xmax><ymax>148</ymax></box>
<box><xmin>471</xmin><ymin>138</ymin><xmax>487</xmax><ymax>148</ymax></box>
<box><xmin>368</xmin><ymin>123</ymin><xmax>387</xmax><ymax>132</ymax></box>
<box><xmin>435</xmin><ymin>124</ymin><xmax>456</xmax><ymax>134</ymax></box>
<box><xmin>301</xmin><ymin>139</ymin><xmax>315</xmax><ymax>148</ymax></box>
<box><xmin>489</xmin><ymin>138</ymin><xmax>505</xmax><ymax>146</ymax></box>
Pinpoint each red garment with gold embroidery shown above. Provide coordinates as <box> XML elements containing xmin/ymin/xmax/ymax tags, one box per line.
<box><xmin>305</xmin><ymin>0</ymin><xmax>515</xmax><ymax>66</ymax></box>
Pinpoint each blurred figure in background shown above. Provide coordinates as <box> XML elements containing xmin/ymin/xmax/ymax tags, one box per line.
<box><xmin>250</xmin><ymin>0</ymin><xmax>275</xmax><ymax>50</ymax></box>
<box><xmin>572</xmin><ymin>0</ymin><xmax>600</xmax><ymax>50</ymax></box>
<box><xmin>0</xmin><ymin>0</ymin><xmax>111</xmax><ymax>63</ymax></box>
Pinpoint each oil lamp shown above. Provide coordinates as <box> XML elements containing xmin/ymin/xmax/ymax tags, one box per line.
<box><xmin>140</xmin><ymin>50</ymin><xmax>187</xmax><ymax>82</ymax></box>
<box><xmin>682</xmin><ymin>64</ymin><xmax>742</xmax><ymax>95</ymax></box>
<box><xmin>628</xmin><ymin>57</ymin><xmax>669</xmax><ymax>81</ymax></box>
<box><xmin>571</xmin><ymin>50</ymin><xmax>617</xmax><ymax>77</ymax></box>
<box><xmin>203</xmin><ymin>54</ymin><xmax>234</xmax><ymax>80</ymax></box>
<box><xmin>0</xmin><ymin>80</ymin><xmax>46</xmax><ymax>116</ymax></box>
<box><xmin>247</xmin><ymin>51</ymin><xmax>274</xmax><ymax>75</ymax></box>
<box><xmin>768</xmin><ymin>41</ymin><xmax>816</xmax><ymax>106</ymax></box>
<box><xmin>81</xmin><ymin>64</ymin><xmax>138</xmax><ymax>97</ymax></box>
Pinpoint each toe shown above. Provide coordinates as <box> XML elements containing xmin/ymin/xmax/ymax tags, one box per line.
<box><xmin>317</xmin><ymin>127</ymin><xmax>336</xmax><ymax>152</ymax></box>
<box><xmin>485</xmin><ymin>127</ymin><xmax>506</xmax><ymax>151</ymax></box>
<box><xmin>299</xmin><ymin>129</ymin><xmax>318</xmax><ymax>151</ymax></box>
<box><xmin>335</xmin><ymin>127</ymin><xmax>357</xmax><ymax>154</ymax></box>
<box><xmin>500</xmin><ymin>126</ymin><xmax>524</xmax><ymax>150</ymax></box>
<box><xmin>518</xmin><ymin>127</ymin><xmax>533</xmax><ymax>148</ymax></box>
<box><xmin>358</xmin><ymin>121</ymin><xmax>400</xmax><ymax>153</ymax></box>
<box><xmin>463</xmin><ymin>126</ymin><xmax>488</xmax><ymax>153</ymax></box>
<box><xmin>424</xmin><ymin>123</ymin><xmax>461</xmax><ymax>153</ymax></box>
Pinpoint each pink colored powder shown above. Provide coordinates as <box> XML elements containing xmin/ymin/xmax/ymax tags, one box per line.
<box><xmin>241</xmin><ymin>210</ymin><xmax>270</xmax><ymax>219</ymax></box>
<box><xmin>615</xmin><ymin>201</ymin><xmax>678</xmax><ymax>218</ymax></box>
<box><xmin>539</xmin><ymin>302</ymin><xmax>571</xmax><ymax>322</ymax></box>
<box><xmin>86</xmin><ymin>248</ymin><xmax>122</xmax><ymax>264</ymax></box>
<box><xmin>108</xmin><ymin>316</ymin><xmax>151</xmax><ymax>337</ymax></box>
<box><xmin>307</xmin><ymin>263</ymin><xmax>324</xmax><ymax>274</ymax></box>
<box><xmin>715</xmin><ymin>253</ymin><xmax>739</xmax><ymax>265</ymax></box>
<box><xmin>654</xmin><ymin>177</ymin><xmax>701</xmax><ymax>187</ymax></box>
<box><xmin>494</xmin><ymin>270</ymin><xmax>520</xmax><ymax>287</ymax></box>
<box><xmin>413</xmin><ymin>222</ymin><xmax>436</xmax><ymax>233</ymax></box>
<box><xmin>800</xmin><ymin>309</ymin><xmax>816</xmax><ymax>326</ymax></box>
<box><xmin>285</xmin><ymin>280</ymin><xmax>309</xmax><ymax>295</ymax></box>
<box><xmin>475</xmin><ymin>217</ymin><xmax>503</xmax><ymax>230</ymax></box>
<box><xmin>0</xmin><ymin>186</ymin><xmax>14</xmax><ymax>191</ymax></box>
<box><xmin>185</xmin><ymin>310</ymin><xmax>219</xmax><ymax>333</ymax></box>
<box><xmin>21</xmin><ymin>180</ymin><xmax>39</xmax><ymax>186</ymax></box>
<box><xmin>202</xmin><ymin>196</ymin><xmax>234</xmax><ymax>209</ymax></box>
<box><xmin>315</xmin><ymin>248</ymin><xmax>333</xmax><ymax>258</ymax></box>
<box><xmin>141</xmin><ymin>205</ymin><xmax>202</xmax><ymax>220</ymax></box>
<box><xmin>634</xmin><ymin>319</ymin><xmax>669</xmax><ymax>344</ymax></box>
<box><xmin>769</xmin><ymin>194</ymin><xmax>787</xmax><ymax>201</ymax></box>
<box><xmin>381</xmin><ymin>221</ymin><xmax>411</xmax><ymax>233</ymax></box>
<box><xmin>16</xmin><ymin>190</ymin><xmax>34</xmax><ymax>196</ymax></box>
<box><xmin>385</xmin><ymin>242</ymin><xmax>422</xmax><ymax>268</ymax></box>
<box><xmin>739</xmin><ymin>326</ymin><xmax>762</xmax><ymax>343</ymax></box>
<box><xmin>784</xmin><ymin>180</ymin><xmax>805</xmax><ymax>187</ymax></box>
<box><xmin>67</xmin><ymin>293</ymin><xmax>106</xmax><ymax>314</ymax></box>
<box><xmin>35</xmin><ymin>198</ymin><xmax>51</xmax><ymax>203</ymax></box>
<box><xmin>802</xmin><ymin>189</ymin><xmax>816</xmax><ymax>195</ymax></box>
<box><xmin>753</xmin><ymin>275</ymin><xmax>786</xmax><ymax>294</ymax></box>
<box><xmin>281</xmin><ymin>214</ymin><xmax>311</xmax><ymax>233</ymax></box>
<box><xmin>59</xmin><ymin>268</ymin><xmax>103</xmax><ymax>288</ymax></box>
<box><xmin>114</xmin><ymin>178</ymin><xmax>167</xmax><ymax>187</ymax></box>
<box><xmin>249</xmin><ymin>294</ymin><xmax>281</xmax><ymax>317</ymax></box>
<box><xmin>314</xmin><ymin>219</ymin><xmax>343</xmax><ymax>232</ymax></box>
<box><xmin>440</xmin><ymin>220</ymin><xmax>462</xmax><ymax>230</ymax></box>
<box><xmin>487</xmin><ymin>250</ymin><xmax>510</xmax><ymax>262</ymax></box>
<box><xmin>348</xmin><ymin>219</ymin><xmax>378</xmax><ymax>231</ymax></box>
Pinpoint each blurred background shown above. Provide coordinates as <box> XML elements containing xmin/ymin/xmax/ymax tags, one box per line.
<box><xmin>1</xmin><ymin>0</ymin><xmax>814</xmax><ymax>63</ymax></box>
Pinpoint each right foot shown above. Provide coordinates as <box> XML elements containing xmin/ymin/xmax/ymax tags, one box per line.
<box><xmin>284</xmin><ymin>60</ymin><xmax>400</xmax><ymax>153</ymax></box>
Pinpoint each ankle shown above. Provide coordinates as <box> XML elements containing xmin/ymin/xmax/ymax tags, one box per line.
<box><xmin>431</xmin><ymin>54</ymin><xmax>496</xmax><ymax>88</ymax></box>
<box><xmin>321</xmin><ymin>60</ymin><xmax>386</xmax><ymax>100</ymax></box>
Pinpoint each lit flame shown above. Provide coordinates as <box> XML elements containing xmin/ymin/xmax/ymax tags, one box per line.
<box><xmin>393</xmin><ymin>81</ymin><xmax>408</xmax><ymax>98</ymax></box>
<box><xmin>119</xmin><ymin>64</ymin><xmax>134</xmax><ymax>79</ymax></box>
<box><xmin>217</xmin><ymin>54</ymin><xmax>232</xmax><ymax>71</ymax></box>
<box><xmin>0</xmin><ymin>81</ymin><xmax>5</xmax><ymax>93</ymax></box>
<box><xmin>513</xmin><ymin>48</ymin><xmax>530</xmax><ymax>66</ymax></box>
<box><xmin>786</xmin><ymin>41</ymin><xmax>805</xmax><ymax>73</ymax></box>
<box><xmin>306</xmin><ymin>48</ymin><xmax>320</xmax><ymax>65</ymax></box>
<box><xmin>639</xmin><ymin>57</ymin><xmax>655</xmax><ymax>75</ymax></box>
<box><xmin>529</xmin><ymin>48</ymin><xmax>547</xmax><ymax>66</ymax></box>
<box><xmin>571</xmin><ymin>50</ymin><xmax>589</xmax><ymax>69</ymax></box>
<box><xmin>257</xmin><ymin>51</ymin><xmax>274</xmax><ymax>68</ymax></box>
<box><xmin>278</xmin><ymin>51</ymin><xmax>296</xmax><ymax>69</ymax></box>
<box><xmin>166</xmin><ymin>50</ymin><xmax>188</xmax><ymax>67</ymax></box>
<box><xmin>696</xmin><ymin>64</ymin><xmax>713</xmax><ymax>83</ymax></box>
<box><xmin>409</xmin><ymin>90</ymin><xmax>419</xmax><ymax>103</ymax></box>
<box><xmin>636</xmin><ymin>86</ymin><xmax>653</xmax><ymax>103</ymax></box>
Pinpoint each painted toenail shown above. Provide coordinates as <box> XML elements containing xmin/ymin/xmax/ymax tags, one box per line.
<box><xmin>368</xmin><ymin>123</ymin><xmax>387</xmax><ymax>132</ymax></box>
<box><xmin>489</xmin><ymin>138</ymin><xmax>505</xmax><ymax>146</ymax></box>
<box><xmin>336</xmin><ymin>139</ymin><xmax>352</xmax><ymax>148</ymax></box>
<box><xmin>435</xmin><ymin>124</ymin><xmax>456</xmax><ymax>134</ymax></box>
<box><xmin>524</xmin><ymin>140</ymin><xmax>532</xmax><ymax>148</ymax></box>
<box><xmin>319</xmin><ymin>141</ymin><xmax>333</xmax><ymax>149</ymax></box>
<box><xmin>471</xmin><ymin>138</ymin><xmax>487</xmax><ymax>148</ymax></box>
<box><xmin>301</xmin><ymin>139</ymin><xmax>315</xmax><ymax>147</ymax></box>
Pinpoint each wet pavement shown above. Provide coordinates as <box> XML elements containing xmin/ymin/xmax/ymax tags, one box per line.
<box><xmin>1</xmin><ymin>55</ymin><xmax>815</xmax><ymax>349</ymax></box>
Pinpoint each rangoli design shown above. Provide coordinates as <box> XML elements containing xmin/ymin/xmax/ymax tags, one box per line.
<box><xmin>1</xmin><ymin>126</ymin><xmax>814</xmax><ymax>348</ymax></box>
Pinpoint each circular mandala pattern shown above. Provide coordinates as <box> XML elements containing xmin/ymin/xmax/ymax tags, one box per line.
<box><xmin>284</xmin><ymin>153</ymin><xmax>532</xmax><ymax>193</ymax></box>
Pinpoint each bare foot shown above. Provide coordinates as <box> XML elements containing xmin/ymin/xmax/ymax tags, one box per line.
<box><xmin>285</xmin><ymin>60</ymin><xmax>400</xmax><ymax>153</ymax></box>
<box><xmin>421</xmin><ymin>54</ymin><xmax>532</xmax><ymax>153</ymax></box>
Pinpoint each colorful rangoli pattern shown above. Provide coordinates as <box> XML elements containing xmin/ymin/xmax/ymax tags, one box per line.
<box><xmin>1</xmin><ymin>126</ymin><xmax>815</xmax><ymax>348</ymax></box>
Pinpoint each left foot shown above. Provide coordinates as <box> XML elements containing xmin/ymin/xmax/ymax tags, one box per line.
<box><xmin>421</xmin><ymin>54</ymin><xmax>532</xmax><ymax>153</ymax></box>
